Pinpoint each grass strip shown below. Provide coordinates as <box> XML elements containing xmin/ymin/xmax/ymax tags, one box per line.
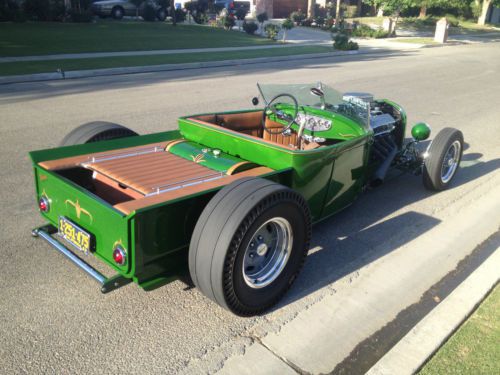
<box><xmin>389</xmin><ymin>38</ymin><xmax>439</xmax><ymax>45</ymax></box>
<box><xmin>419</xmin><ymin>284</ymin><xmax>500</xmax><ymax>375</ymax></box>
<box><xmin>0</xmin><ymin>46</ymin><xmax>333</xmax><ymax>76</ymax></box>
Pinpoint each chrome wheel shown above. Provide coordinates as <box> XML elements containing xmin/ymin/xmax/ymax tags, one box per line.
<box><xmin>243</xmin><ymin>217</ymin><xmax>293</xmax><ymax>289</ymax></box>
<box><xmin>440</xmin><ymin>140</ymin><xmax>461</xmax><ymax>183</ymax></box>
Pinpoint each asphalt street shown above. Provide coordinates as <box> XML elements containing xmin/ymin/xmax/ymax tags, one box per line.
<box><xmin>0</xmin><ymin>42</ymin><xmax>499</xmax><ymax>374</ymax></box>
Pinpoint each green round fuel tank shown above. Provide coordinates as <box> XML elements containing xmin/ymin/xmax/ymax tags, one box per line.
<box><xmin>411</xmin><ymin>122</ymin><xmax>431</xmax><ymax>141</ymax></box>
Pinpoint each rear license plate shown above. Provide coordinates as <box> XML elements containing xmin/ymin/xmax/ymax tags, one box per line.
<box><xmin>58</xmin><ymin>216</ymin><xmax>92</xmax><ymax>254</ymax></box>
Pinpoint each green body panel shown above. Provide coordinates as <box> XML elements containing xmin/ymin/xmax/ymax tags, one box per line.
<box><xmin>168</xmin><ymin>140</ymin><xmax>248</xmax><ymax>173</ymax></box>
<box><xmin>179</xmin><ymin>109</ymin><xmax>372</xmax><ymax>220</ymax></box>
<box><xmin>30</xmin><ymin>130</ymin><xmax>182</xmax><ymax>164</ymax></box>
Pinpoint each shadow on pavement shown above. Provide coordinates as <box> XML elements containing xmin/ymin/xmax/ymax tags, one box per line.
<box><xmin>275</xmin><ymin>153</ymin><xmax>499</xmax><ymax>310</ymax></box>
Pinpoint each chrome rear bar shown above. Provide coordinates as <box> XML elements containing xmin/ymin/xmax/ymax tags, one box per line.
<box><xmin>32</xmin><ymin>224</ymin><xmax>131</xmax><ymax>293</ymax></box>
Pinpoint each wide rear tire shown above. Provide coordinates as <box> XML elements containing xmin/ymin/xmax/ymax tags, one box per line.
<box><xmin>60</xmin><ymin>121</ymin><xmax>138</xmax><ymax>146</ymax></box>
<box><xmin>189</xmin><ymin>178</ymin><xmax>311</xmax><ymax>316</ymax></box>
<box><xmin>423</xmin><ymin>127</ymin><xmax>464</xmax><ymax>191</ymax></box>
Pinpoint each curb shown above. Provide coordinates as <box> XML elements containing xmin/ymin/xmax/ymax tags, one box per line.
<box><xmin>366</xmin><ymin>245</ymin><xmax>500</xmax><ymax>375</ymax></box>
<box><xmin>0</xmin><ymin>50</ymin><xmax>359</xmax><ymax>85</ymax></box>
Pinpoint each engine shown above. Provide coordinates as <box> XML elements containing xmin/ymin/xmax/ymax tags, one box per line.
<box><xmin>343</xmin><ymin>92</ymin><xmax>399</xmax><ymax>184</ymax></box>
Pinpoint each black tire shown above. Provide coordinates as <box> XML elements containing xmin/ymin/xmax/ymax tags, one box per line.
<box><xmin>189</xmin><ymin>178</ymin><xmax>311</xmax><ymax>316</ymax></box>
<box><xmin>60</xmin><ymin>121</ymin><xmax>138</xmax><ymax>146</ymax></box>
<box><xmin>423</xmin><ymin>127</ymin><xmax>464</xmax><ymax>191</ymax></box>
<box><xmin>157</xmin><ymin>8</ymin><xmax>167</xmax><ymax>21</ymax></box>
<box><xmin>111</xmin><ymin>6</ymin><xmax>124</xmax><ymax>20</ymax></box>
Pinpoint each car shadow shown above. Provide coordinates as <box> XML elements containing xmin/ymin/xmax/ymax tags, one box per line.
<box><xmin>273</xmin><ymin>153</ymin><xmax>499</xmax><ymax>311</ymax></box>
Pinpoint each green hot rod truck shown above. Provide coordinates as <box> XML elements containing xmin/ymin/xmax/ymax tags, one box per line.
<box><xmin>30</xmin><ymin>83</ymin><xmax>463</xmax><ymax>316</ymax></box>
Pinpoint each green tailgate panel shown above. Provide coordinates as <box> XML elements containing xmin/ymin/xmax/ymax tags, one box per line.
<box><xmin>34</xmin><ymin>166</ymin><xmax>133</xmax><ymax>276</ymax></box>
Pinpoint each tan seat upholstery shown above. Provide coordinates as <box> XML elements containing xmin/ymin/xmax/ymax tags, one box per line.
<box><xmin>190</xmin><ymin>111</ymin><xmax>298</xmax><ymax>149</ymax></box>
<box><xmin>194</xmin><ymin>112</ymin><xmax>263</xmax><ymax>138</ymax></box>
<box><xmin>262</xmin><ymin>118</ymin><xmax>298</xmax><ymax>148</ymax></box>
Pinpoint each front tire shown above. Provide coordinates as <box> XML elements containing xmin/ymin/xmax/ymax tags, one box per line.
<box><xmin>423</xmin><ymin>127</ymin><xmax>464</xmax><ymax>191</ymax></box>
<box><xmin>60</xmin><ymin>121</ymin><xmax>138</xmax><ymax>146</ymax></box>
<box><xmin>189</xmin><ymin>178</ymin><xmax>311</xmax><ymax>316</ymax></box>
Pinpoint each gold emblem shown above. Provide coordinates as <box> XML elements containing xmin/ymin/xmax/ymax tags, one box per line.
<box><xmin>191</xmin><ymin>154</ymin><xmax>206</xmax><ymax>163</ymax></box>
<box><xmin>65</xmin><ymin>199</ymin><xmax>93</xmax><ymax>223</ymax></box>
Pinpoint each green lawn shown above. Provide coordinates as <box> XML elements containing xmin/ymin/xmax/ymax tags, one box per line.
<box><xmin>0</xmin><ymin>45</ymin><xmax>332</xmax><ymax>76</ymax></box>
<box><xmin>0</xmin><ymin>21</ymin><xmax>274</xmax><ymax>57</ymax></box>
<box><xmin>390</xmin><ymin>37</ymin><xmax>439</xmax><ymax>45</ymax></box>
<box><xmin>419</xmin><ymin>284</ymin><xmax>500</xmax><ymax>375</ymax></box>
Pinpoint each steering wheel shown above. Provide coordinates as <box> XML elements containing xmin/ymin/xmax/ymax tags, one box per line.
<box><xmin>262</xmin><ymin>93</ymin><xmax>299</xmax><ymax>135</ymax></box>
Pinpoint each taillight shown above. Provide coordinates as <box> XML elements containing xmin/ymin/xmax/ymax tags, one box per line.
<box><xmin>113</xmin><ymin>245</ymin><xmax>127</xmax><ymax>266</ymax></box>
<box><xmin>39</xmin><ymin>196</ymin><xmax>50</xmax><ymax>212</ymax></box>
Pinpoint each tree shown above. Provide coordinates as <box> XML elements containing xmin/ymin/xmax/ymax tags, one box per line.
<box><xmin>478</xmin><ymin>0</ymin><xmax>500</xmax><ymax>24</ymax></box>
<box><xmin>282</xmin><ymin>18</ymin><xmax>294</xmax><ymax>43</ymax></box>
<box><xmin>307</xmin><ymin>0</ymin><xmax>316</xmax><ymax>18</ymax></box>
<box><xmin>257</xmin><ymin>11</ymin><xmax>268</xmax><ymax>35</ymax></box>
<box><xmin>335</xmin><ymin>0</ymin><xmax>341</xmax><ymax>24</ymax></box>
<box><xmin>171</xmin><ymin>0</ymin><xmax>176</xmax><ymax>25</ymax></box>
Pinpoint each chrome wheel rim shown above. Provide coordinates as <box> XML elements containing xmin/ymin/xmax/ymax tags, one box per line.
<box><xmin>242</xmin><ymin>217</ymin><xmax>293</xmax><ymax>289</ymax></box>
<box><xmin>440</xmin><ymin>140</ymin><xmax>461</xmax><ymax>183</ymax></box>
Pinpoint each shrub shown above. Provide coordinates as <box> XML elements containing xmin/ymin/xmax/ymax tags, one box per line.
<box><xmin>221</xmin><ymin>14</ymin><xmax>235</xmax><ymax>30</ymax></box>
<box><xmin>0</xmin><ymin>0</ymin><xmax>26</xmax><ymax>22</ymax></box>
<box><xmin>373</xmin><ymin>29</ymin><xmax>389</xmax><ymax>38</ymax></box>
<box><xmin>184</xmin><ymin>0</ymin><xmax>208</xmax><ymax>13</ymax></box>
<box><xmin>235</xmin><ymin>7</ymin><xmax>247</xmax><ymax>20</ymax></box>
<box><xmin>142</xmin><ymin>3</ymin><xmax>156</xmax><ymax>21</ymax></box>
<box><xmin>301</xmin><ymin>17</ymin><xmax>313</xmax><ymax>26</ymax></box>
<box><xmin>314</xmin><ymin>15</ymin><xmax>325</xmax><ymax>27</ymax></box>
<box><xmin>193</xmin><ymin>11</ymin><xmax>208</xmax><ymax>24</ymax></box>
<box><xmin>266</xmin><ymin>24</ymin><xmax>281</xmax><ymax>39</ymax></box>
<box><xmin>242</xmin><ymin>21</ymin><xmax>258</xmax><ymax>34</ymax></box>
<box><xmin>264</xmin><ymin>23</ymin><xmax>280</xmax><ymax>40</ymax></box>
<box><xmin>333</xmin><ymin>32</ymin><xmax>358</xmax><ymax>50</ymax></box>
<box><xmin>351</xmin><ymin>24</ymin><xmax>389</xmax><ymax>39</ymax></box>
<box><xmin>256</xmin><ymin>11</ymin><xmax>268</xmax><ymax>24</ymax></box>
<box><xmin>174</xmin><ymin>7</ymin><xmax>186</xmax><ymax>22</ymax></box>
<box><xmin>290</xmin><ymin>10</ymin><xmax>305</xmax><ymax>23</ymax></box>
<box><xmin>24</xmin><ymin>0</ymin><xmax>66</xmax><ymax>21</ymax></box>
<box><xmin>282</xmin><ymin>18</ymin><xmax>294</xmax><ymax>30</ymax></box>
<box><xmin>70</xmin><ymin>9</ymin><xmax>92</xmax><ymax>22</ymax></box>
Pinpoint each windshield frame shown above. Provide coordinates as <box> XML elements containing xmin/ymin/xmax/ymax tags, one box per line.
<box><xmin>257</xmin><ymin>82</ymin><xmax>370</xmax><ymax>129</ymax></box>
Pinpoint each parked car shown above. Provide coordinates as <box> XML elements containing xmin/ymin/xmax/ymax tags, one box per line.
<box><xmin>214</xmin><ymin>0</ymin><xmax>249</xmax><ymax>19</ymax></box>
<box><xmin>30</xmin><ymin>82</ymin><xmax>463</xmax><ymax>316</ymax></box>
<box><xmin>91</xmin><ymin>0</ymin><xmax>167</xmax><ymax>21</ymax></box>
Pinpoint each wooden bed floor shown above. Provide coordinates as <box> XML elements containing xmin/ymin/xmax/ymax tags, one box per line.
<box><xmin>85</xmin><ymin>149</ymin><xmax>223</xmax><ymax>196</ymax></box>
